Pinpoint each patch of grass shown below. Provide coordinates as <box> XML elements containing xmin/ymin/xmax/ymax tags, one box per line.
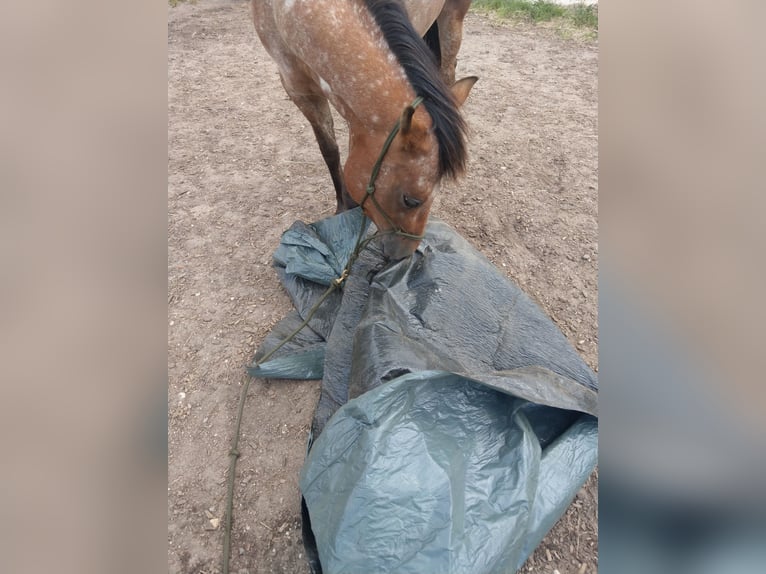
<box><xmin>473</xmin><ymin>0</ymin><xmax>598</xmax><ymax>31</ymax></box>
<box><xmin>474</xmin><ymin>0</ymin><xmax>564</xmax><ymax>22</ymax></box>
<box><xmin>571</xmin><ymin>3</ymin><xmax>598</xmax><ymax>28</ymax></box>
<box><xmin>169</xmin><ymin>0</ymin><xmax>196</xmax><ymax>7</ymax></box>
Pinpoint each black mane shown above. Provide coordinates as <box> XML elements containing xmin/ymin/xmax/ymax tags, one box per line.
<box><xmin>365</xmin><ymin>0</ymin><xmax>467</xmax><ymax>179</ymax></box>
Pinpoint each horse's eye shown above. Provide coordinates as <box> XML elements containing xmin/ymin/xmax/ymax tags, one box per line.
<box><xmin>402</xmin><ymin>195</ymin><xmax>422</xmax><ymax>209</ymax></box>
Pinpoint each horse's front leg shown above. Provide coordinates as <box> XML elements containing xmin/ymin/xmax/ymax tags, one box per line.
<box><xmin>284</xmin><ymin>87</ymin><xmax>356</xmax><ymax>212</ymax></box>
<box><xmin>437</xmin><ymin>0</ymin><xmax>472</xmax><ymax>85</ymax></box>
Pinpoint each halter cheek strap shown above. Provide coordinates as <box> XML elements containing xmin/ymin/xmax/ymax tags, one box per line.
<box><xmin>360</xmin><ymin>96</ymin><xmax>426</xmax><ymax>241</ymax></box>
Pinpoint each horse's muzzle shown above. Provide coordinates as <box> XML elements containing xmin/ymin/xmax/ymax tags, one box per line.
<box><xmin>380</xmin><ymin>233</ymin><xmax>419</xmax><ymax>261</ymax></box>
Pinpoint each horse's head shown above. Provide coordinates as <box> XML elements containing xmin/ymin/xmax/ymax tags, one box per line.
<box><xmin>345</xmin><ymin>104</ymin><xmax>438</xmax><ymax>260</ymax></box>
<box><xmin>344</xmin><ymin>77</ymin><xmax>477</xmax><ymax>260</ymax></box>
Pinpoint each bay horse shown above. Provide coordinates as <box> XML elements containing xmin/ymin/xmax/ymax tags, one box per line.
<box><xmin>252</xmin><ymin>0</ymin><xmax>476</xmax><ymax>259</ymax></box>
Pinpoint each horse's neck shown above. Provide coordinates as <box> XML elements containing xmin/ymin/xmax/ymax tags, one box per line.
<box><xmin>334</xmin><ymin>78</ymin><xmax>414</xmax><ymax>134</ymax></box>
<box><xmin>282</xmin><ymin>0</ymin><xmax>416</xmax><ymax>130</ymax></box>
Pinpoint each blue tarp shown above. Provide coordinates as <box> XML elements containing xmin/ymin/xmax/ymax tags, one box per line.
<box><xmin>250</xmin><ymin>208</ymin><xmax>597</xmax><ymax>573</ymax></box>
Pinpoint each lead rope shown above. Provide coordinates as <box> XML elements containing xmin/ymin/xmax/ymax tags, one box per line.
<box><xmin>222</xmin><ymin>96</ymin><xmax>424</xmax><ymax>574</ymax></box>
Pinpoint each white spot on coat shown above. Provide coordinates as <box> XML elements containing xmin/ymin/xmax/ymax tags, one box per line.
<box><xmin>319</xmin><ymin>76</ymin><xmax>332</xmax><ymax>96</ymax></box>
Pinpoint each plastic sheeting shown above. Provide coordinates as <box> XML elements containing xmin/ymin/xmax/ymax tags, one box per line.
<box><xmin>249</xmin><ymin>208</ymin><xmax>598</xmax><ymax>573</ymax></box>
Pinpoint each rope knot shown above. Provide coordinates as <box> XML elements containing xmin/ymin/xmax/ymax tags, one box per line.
<box><xmin>333</xmin><ymin>268</ymin><xmax>349</xmax><ymax>287</ymax></box>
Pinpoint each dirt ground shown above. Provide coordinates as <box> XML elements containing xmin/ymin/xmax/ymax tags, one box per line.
<box><xmin>168</xmin><ymin>1</ymin><xmax>598</xmax><ymax>572</ymax></box>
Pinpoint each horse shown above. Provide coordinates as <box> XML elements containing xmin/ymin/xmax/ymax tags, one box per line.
<box><xmin>252</xmin><ymin>0</ymin><xmax>476</xmax><ymax>260</ymax></box>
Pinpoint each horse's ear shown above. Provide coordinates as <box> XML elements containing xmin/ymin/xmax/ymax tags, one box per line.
<box><xmin>451</xmin><ymin>76</ymin><xmax>478</xmax><ymax>107</ymax></box>
<box><xmin>400</xmin><ymin>104</ymin><xmax>416</xmax><ymax>135</ymax></box>
<box><xmin>399</xmin><ymin>103</ymin><xmax>429</xmax><ymax>152</ymax></box>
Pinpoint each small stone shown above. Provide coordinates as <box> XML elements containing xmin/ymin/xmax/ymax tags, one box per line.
<box><xmin>582</xmin><ymin>254</ymin><xmax>591</xmax><ymax>261</ymax></box>
<box><xmin>238</xmin><ymin>547</ymin><xmax>245</xmax><ymax>556</ymax></box>
<box><xmin>209</xmin><ymin>518</ymin><xmax>220</xmax><ymax>529</ymax></box>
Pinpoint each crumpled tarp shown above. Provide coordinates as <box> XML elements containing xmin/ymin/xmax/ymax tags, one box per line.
<box><xmin>249</xmin><ymin>208</ymin><xmax>598</xmax><ymax>573</ymax></box>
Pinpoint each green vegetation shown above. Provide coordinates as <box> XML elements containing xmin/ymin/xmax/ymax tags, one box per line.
<box><xmin>169</xmin><ymin>0</ymin><xmax>196</xmax><ymax>7</ymax></box>
<box><xmin>473</xmin><ymin>0</ymin><xmax>598</xmax><ymax>30</ymax></box>
<box><xmin>474</xmin><ymin>0</ymin><xmax>564</xmax><ymax>22</ymax></box>
<box><xmin>570</xmin><ymin>3</ymin><xmax>598</xmax><ymax>28</ymax></box>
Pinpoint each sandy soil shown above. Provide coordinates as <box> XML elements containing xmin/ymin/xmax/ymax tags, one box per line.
<box><xmin>168</xmin><ymin>1</ymin><xmax>598</xmax><ymax>572</ymax></box>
